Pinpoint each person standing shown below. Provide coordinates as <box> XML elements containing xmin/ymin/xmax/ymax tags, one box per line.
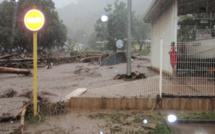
<box><xmin>169</xmin><ymin>42</ymin><xmax>177</xmax><ymax>77</ymax></box>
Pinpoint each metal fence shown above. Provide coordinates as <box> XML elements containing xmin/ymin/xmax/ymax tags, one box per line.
<box><xmin>83</xmin><ymin>76</ymin><xmax>160</xmax><ymax>98</ymax></box>
<box><xmin>162</xmin><ymin>42</ymin><xmax>215</xmax><ymax>96</ymax></box>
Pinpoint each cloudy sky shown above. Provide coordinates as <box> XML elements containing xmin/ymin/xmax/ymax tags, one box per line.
<box><xmin>52</xmin><ymin>0</ymin><xmax>132</xmax><ymax>8</ymax></box>
<box><xmin>0</xmin><ymin>0</ymin><xmax>75</xmax><ymax>7</ymax></box>
<box><xmin>52</xmin><ymin>0</ymin><xmax>75</xmax><ymax>8</ymax></box>
<box><xmin>0</xmin><ymin>0</ymin><xmax>151</xmax><ymax>11</ymax></box>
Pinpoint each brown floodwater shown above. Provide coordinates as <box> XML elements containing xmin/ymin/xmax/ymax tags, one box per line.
<box><xmin>168</xmin><ymin>122</ymin><xmax>215</xmax><ymax>134</ymax></box>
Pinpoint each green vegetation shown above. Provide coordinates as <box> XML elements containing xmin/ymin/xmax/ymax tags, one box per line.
<box><xmin>132</xmin><ymin>116</ymin><xmax>142</xmax><ymax>124</ymax></box>
<box><xmin>178</xmin><ymin>111</ymin><xmax>215</xmax><ymax>119</ymax></box>
<box><xmin>88</xmin><ymin>111</ymin><xmax>171</xmax><ymax>134</ymax></box>
<box><xmin>137</xmin><ymin>46</ymin><xmax>151</xmax><ymax>56</ymax></box>
<box><xmin>92</xmin><ymin>1</ymin><xmax>151</xmax><ymax>52</ymax></box>
<box><xmin>151</xmin><ymin>124</ymin><xmax>173</xmax><ymax>134</ymax></box>
<box><xmin>88</xmin><ymin>111</ymin><xmax>215</xmax><ymax>134</ymax></box>
<box><xmin>88</xmin><ymin>112</ymin><xmax>132</xmax><ymax>124</ymax></box>
<box><xmin>178</xmin><ymin>14</ymin><xmax>215</xmax><ymax>42</ymax></box>
<box><xmin>25</xmin><ymin>114</ymin><xmax>47</xmax><ymax>125</ymax></box>
<box><xmin>0</xmin><ymin>0</ymin><xmax>67</xmax><ymax>52</ymax></box>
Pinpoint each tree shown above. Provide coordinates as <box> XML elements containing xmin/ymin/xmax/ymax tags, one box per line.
<box><xmin>177</xmin><ymin>15</ymin><xmax>195</xmax><ymax>42</ymax></box>
<box><xmin>94</xmin><ymin>1</ymin><xmax>151</xmax><ymax>52</ymax></box>
<box><xmin>93</xmin><ymin>1</ymin><xmax>127</xmax><ymax>52</ymax></box>
<box><xmin>0</xmin><ymin>1</ymin><xmax>16</xmax><ymax>51</ymax></box>
<box><xmin>132</xmin><ymin>16</ymin><xmax>151</xmax><ymax>51</ymax></box>
<box><xmin>107</xmin><ymin>1</ymin><xmax>127</xmax><ymax>51</ymax></box>
<box><xmin>0</xmin><ymin>0</ymin><xmax>67</xmax><ymax>52</ymax></box>
<box><xmin>88</xmin><ymin>32</ymin><xmax>97</xmax><ymax>49</ymax></box>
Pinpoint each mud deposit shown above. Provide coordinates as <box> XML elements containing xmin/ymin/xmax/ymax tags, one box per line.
<box><xmin>169</xmin><ymin>123</ymin><xmax>215</xmax><ymax>134</ymax></box>
<box><xmin>0</xmin><ymin>57</ymin><xmax>155</xmax><ymax>133</ymax></box>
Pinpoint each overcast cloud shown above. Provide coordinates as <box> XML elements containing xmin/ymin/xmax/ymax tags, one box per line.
<box><xmin>52</xmin><ymin>0</ymin><xmax>77</xmax><ymax>8</ymax></box>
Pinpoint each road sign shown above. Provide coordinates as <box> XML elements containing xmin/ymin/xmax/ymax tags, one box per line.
<box><xmin>24</xmin><ymin>9</ymin><xmax>45</xmax><ymax>31</ymax></box>
<box><xmin>24</xmin><ymin>8</ymin><xmax>45</xmax><ymax>116</ymax></box>
<box><xmin>116</xmin><ymin>39</ymin><xmax>124</xmax><ymax>48</ymax></box>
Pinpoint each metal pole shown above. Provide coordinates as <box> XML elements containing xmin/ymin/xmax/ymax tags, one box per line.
<box><xmin>33</xmin><ymin>32</ymin><xmax>38</xmax><ymax>116</ymax></box>
<box><xmin>159</xmin><ymin>39</ymin><xmax>163</xmax><ymax>98</ymax></box>
<box><xmin>127</xmin><ymin>0</ymin><xmax>132</xmax><ymax>76</ymax></box>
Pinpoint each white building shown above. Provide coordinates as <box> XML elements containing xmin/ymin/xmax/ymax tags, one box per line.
<box><xmin>144</xmin><ymin>0</ymin><xmax>178</xmax><ymax>74</ymax></box>
<box><xmin>144</xmin><ymin>0</ymin><xmax>215</xmax><ymax>74</ymax></box>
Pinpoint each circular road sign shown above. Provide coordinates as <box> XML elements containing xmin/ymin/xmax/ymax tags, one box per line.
<box><xmin>24</xmin><ymin>9</ymin><xmax>45</xmax><ymax>31</ymax></box>
<box><xmin>116</xmin><ymin>39</ymin><xmax>124</xmax><ymax>48</ymax></box>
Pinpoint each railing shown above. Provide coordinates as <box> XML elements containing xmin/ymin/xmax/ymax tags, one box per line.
<box><xmin>162</xmin><ymin>42</ymin><xmax>215</xmax><ymax>96</ymax></box>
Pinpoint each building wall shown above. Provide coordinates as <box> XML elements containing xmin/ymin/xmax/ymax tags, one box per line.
<box><xmin>184</xmin><ymin>38</ymin><xmax>215</xmax><ymax>59</ymax></box>
<box><xmin>186</xmin><ymin>38</ymin><xmax>215</xmax><ymax>45</ymax></box>
<box><xmin>151</xmin><ymin>0</ymin><xmax>178</xmax><ymax>73</ymax></box>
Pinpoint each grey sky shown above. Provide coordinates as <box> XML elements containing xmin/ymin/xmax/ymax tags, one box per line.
<box><xmin>53</xmin><ymin>0</ymin><xmax>151</xmax><ymax>12</ymax></box>
<box><xmin>52</xmin><ymin>0</ymin><xmax>75</xmax><ymax>8</ymax></box>
<box><xmin>0</xmin><ymin>0</ymin><xmax>151</xmax><ymax>12</ymax></box>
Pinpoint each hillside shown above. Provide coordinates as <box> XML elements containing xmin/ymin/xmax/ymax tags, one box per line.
<box><xmin>57</xmin><ymin>0</ymin><xmax>151</xmax><ymax>43</ymax></box>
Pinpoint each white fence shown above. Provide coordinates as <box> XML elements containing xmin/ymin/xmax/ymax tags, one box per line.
<box><xmin>162</xmin><ymin>42</ymin><xmax>215</xmax><ymax>96</ymax></box>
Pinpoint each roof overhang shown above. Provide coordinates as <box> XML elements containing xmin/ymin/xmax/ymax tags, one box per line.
<box><xmin>144</xmin><ymin>0</ymin><xmax>215</xmax><ymax>23</ymax></box>
<box><xmin>143</xmin><ymin>0</ymin><xmax>172</xmax><ymax>23</ymax></box>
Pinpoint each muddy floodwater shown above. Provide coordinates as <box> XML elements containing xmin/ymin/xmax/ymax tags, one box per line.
<box><xmin>169</xmin><ymin>123</ymin><xmax>215</xmax><ymax>134</ymax></box>
<box><xmin>0</xmin><ymin>56</ymin><xmax>156</xmax><ymax>133</ymax></box>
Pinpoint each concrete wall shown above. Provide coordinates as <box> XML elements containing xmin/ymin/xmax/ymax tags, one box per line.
<box><xmin>151</xmin><ymin>0</ymin><xmax>178</xmax><ymax>73</ymax></box>
<box><xmin>67</xmin><ymin>97</ymin><xmax>215</xmax><ymax>111</ymax></box>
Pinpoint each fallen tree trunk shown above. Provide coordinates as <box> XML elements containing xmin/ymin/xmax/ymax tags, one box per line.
<box><xmin>0</xmin><ymin>58</ymin><xmax>35</xmax><ymax>63</ymax></box>
<box><xmin>0</xmin><ymin>115</ymin><xmax>14</xmax><ymax>122</ymax></box>
<box><xmin>0</xmin><ymin>115</ymin><xmax>20</xmax><ymax>123</ymax></box>
<box><xmin>0</xmin><ymin>67</ymin><xmax>31</xmax><ymax>75</ymax></box>
<box><xmin>0</xmin><ymin>53</ymin><xmax>16</xmax><ymax>59</ymax></box>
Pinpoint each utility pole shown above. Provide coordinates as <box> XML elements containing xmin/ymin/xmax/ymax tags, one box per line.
<box><xmin>127</xmin><ymin>0</ymin><xmax>132</xmax><ymax>76</ymax></box>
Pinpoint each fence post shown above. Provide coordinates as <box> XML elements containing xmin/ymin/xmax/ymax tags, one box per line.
<box><xmin>159</xmin><ymin>39</ymin><xmax>163</xmax><ymax>98</ymax></box>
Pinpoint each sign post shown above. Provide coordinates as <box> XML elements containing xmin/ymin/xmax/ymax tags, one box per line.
<box><xmin>127</xmin><ymin>0</ymin><xmax>132</xmax><ymax>76</ymax></box>
<box><xmin>24</xmin><ymin>8</ymin><xmax>45</xmax><ymax>116</ymax></box>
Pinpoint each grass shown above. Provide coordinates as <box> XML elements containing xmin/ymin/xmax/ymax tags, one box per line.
<box><xmin>88</xmin><ymin>113</ymin><xmax>131</xmax><ymax>124</ymax></box>
<box><xmin>151</xmin><ymin>124</ymin><xmax>173</xmax><ymax>134</ymax></box>
<box><xmin>87</xmin><ymin>111</ymin><xmax>172</xmax><ymax>134</ymax></box>
<box><xmin>25</xmin><ymin>112</ymin><xmax>48</xmax><ymax>125</ymax></box>
<box><xmin>132</xmin><ymin>116</ymin><xmax>142</xmax><ymax>123</ymax></box>
<box><xmin>134</xmin><ymin>47</ymin><xmax>151</xmax><ymax>56</ymax></box>
<box><xmin>87</xmin><ymin>111</ymin><xmax>215</xmax><ymax>134</ymax></box>
<box><xmin>178</xmin><ymin>111</ymin><xmax>215</xmax><ymax>119</ymax></box>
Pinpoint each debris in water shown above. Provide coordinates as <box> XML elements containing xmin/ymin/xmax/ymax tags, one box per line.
<box><xmin>114</xmin><ymin>72</ymin><xmax>146</xmax><ymax>81</ymax></box>
<box><xmin>0</xmin><ymin>89</ymin><xmax>17</xmax><ymax>98</ymax></box>
<box><xmin>0</xmin><ymin>67</ymin><xmax>31</xmax><ymax>75</ymax></box>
